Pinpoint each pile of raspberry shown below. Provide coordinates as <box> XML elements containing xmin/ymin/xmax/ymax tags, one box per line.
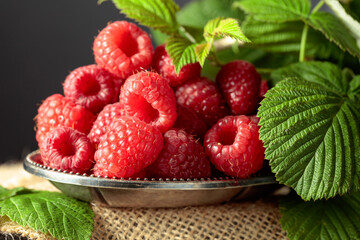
<box><xmin>35</xmin><ymin>21</ymin><xmax>268</xmax><ymax>180</ymax></box>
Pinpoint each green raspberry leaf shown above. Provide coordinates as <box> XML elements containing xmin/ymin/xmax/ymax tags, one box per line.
<box><xmin>349</xmin><ymin>76</ymin><xmax>360</xmax><ymax>105</ymax></box>
<box><xmin>258</xmin><ymin>61</ymin><xmax>360</xmax><ymax>200</ymax></box>
<box><xmin>0</xmin><ymin>191</ymin><xmax>94</xmax><ymax>240</ymax></box>
<box><xmin>308</xmin><ymin>12</ymin><xmax>360</xmax><ymax>59</ymax></box>
<box><xmin>280</xmin><ymin>192</ymin><xmax>360</xmax><ymax>240</ymax></box>
<box><xmin>348</xmin><ymin>0</ymin><xmax>360</xmax><ymax>21</ymax></box>
<box><xmin>270</xmin><ymin>61</ymin><xmax>348</xmax><ymax>90</ymax></box>
<box><xmin>234</xmin><ymin>0</ymin><xmax>311</xmax><ymax>22</ymax></box>
<box><xmin>203</xmin><ymin>17</ymin><xmax>250</xmax><ymax>43</ymax></box>
<box><xmin>242</xmin><ymin>18</ymin><xmax>341</xmax><ymax>59</ymax></box>
<box><xmin>111</xmin><ymin>0</ymin><xmax>179</xmax><ymax>34</ymax></box>
<box><xmin>165</xmin><ymin>36</ymin><xmax>198</xmax><ymax>74</ymax></box>
<box><xmin>195</xmin><ymin>42</ymin><xmax>212</xmax><ymax>67</ymax></box>
<box><xmin>0</xmin><ymin>186</ymin><xmax>33</xmax><ymax>201</ymax></box>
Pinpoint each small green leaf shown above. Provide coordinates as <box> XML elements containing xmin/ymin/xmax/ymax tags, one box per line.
<box><xmin>234</xmin><ymin>0</ymin><xmax>311</xmax><ymax>22</ymax></box>
<box><xmin>111</xmin><ymin>0</ymin><xmax>179</xmax><ymax>34</ymax></box>
<box><xmin>280</xmin><ymin>192</ymin><xmax>360</xmax><ymax>240</ymax></box>
<box><xmin>165</xmin><ymin>36</ymin><xmax>198</xmax><ymax>74</ymax></box>
<box><xmin>204</xmin><ymin>17</ymin><xmax>250</xmax><ymax>43</ymax></box>
<box><xmin>195</xmin><ymin>42</ymin><xmax>212</xmax><ymax>66</ymax></box>
<box><xmin>308</xmin><ymin>12</ymin><xmax>360</xmax><ymax>59</ymax></box>
<box><xmin>0</xmin><ymin>191</ymin><xmax>94</xmax><ymax>240</ymax></box>
<box><xmin>258</xmin><ymin>61</ymin><xmax>360</xmax><ymax>200</ymax></box>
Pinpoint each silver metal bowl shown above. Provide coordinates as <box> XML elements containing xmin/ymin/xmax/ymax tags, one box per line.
<box><xmin>24</xmin><ymin>150</ymin><xmax>277</xmax><ymax>208</ymax></box>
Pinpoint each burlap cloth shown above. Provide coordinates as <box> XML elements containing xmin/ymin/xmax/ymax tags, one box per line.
<box><xmin>0</xmin><ymin>163</ymin><xmax>288</xmax><ymax>240</ymax></box>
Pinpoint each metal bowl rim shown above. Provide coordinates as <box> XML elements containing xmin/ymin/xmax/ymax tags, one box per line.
<box><xmin>24</xmin><ymin>150</ymin><xmax>276</xmax><ymax>190</ymax></box>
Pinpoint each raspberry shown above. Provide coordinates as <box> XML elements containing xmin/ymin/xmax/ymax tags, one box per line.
<box><xmin>40</xmin><ymin>126</ymin><xmax>94</xmax><ymax>173</ymax></box>
<box><xmin>35</xmin><ymin>94</ymin><xmax>95</xmax><ymax>147</ymax></box>
<box><xmin>204</xmin><ymin>115</ymin><xmax>264</xmax><ymax>178</ymax></box>
<box><xmin>63</xmin><ymin>64</ymin><xmax>121</xmax><ymax>113</ymax></box>
<box><xmin>151</xmin><ymin>45</ymin><xmax>201</xmax><ymax>87</ymax></box>
<box><xmin>259</xmin><ymin>79</ymin><xmax>269</xmax><ymax>98</ymax></box>
<box><xmin>88</xmin><ymin>102</ymin><xmax>125</xmax><ymax>147</ymax></box>
<box><xmin>216</xmin><ymin>60</ymin><xmax>261</xmax><ymax>115</ymax></box>
<box><xmin>173</xmin><ymin>105</ymin><xmax>208</xmax><ymax>139</ymax></box>
<box><xmin>120</xmin><ymin>71</ymin><xmax>177</xmax><ymax>133</ymax></box>
<box><xmin>94</xmin><ymin>116</ymin><xmax>163</xmax><ymax>178</ymax></box>
<box><xmin>175</xmin><ymin>77</ymin><xmax>227</xmax><ymax>126</ymax></box>
<box><xmin>148</xmin><ymin>129</ymin><xmax>211</xmax><ymax>179</ymax></box>
<box><xmin>93</xmin><ymin>21</ymin><xmax>153</xmax><ymax>79</ymax></box>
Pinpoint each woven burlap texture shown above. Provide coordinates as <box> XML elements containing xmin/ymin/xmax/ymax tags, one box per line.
<box><xmin>0</xmin><ymin>163</ymin><xmax>287</xmax><ymax>240</ymax></box>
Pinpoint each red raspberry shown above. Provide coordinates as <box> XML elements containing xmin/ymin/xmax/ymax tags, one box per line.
<box><xmin>216</xmin><ymin>60</ymin><xmax>261</xmax><ymax>115</ymax></box>
<box><xmin>148</xmin><ymin>129</ymin><xmax>211</xmax><ymax>179</ymax></box>
<box><xmin>151</xmin><ymin>45</ymin><xmax>201</xmax><ymax>87</ymax></box>
<box><xmin>93</xmin><ymin>21</ymin><xmax>153</xmax><ymax>79</ymax></box>
<box><xmin>175</xmin><ymin>77</ymin><xmax>227</xmax><ymax>126</ymax></box>
<box><xmin>88</xmin><ymin>102</ymin><xmax>125</xmax><ymax>147</ymax></box>
<box><xmin>259</xmin><ymin>79</ymin><xmax>269</xmax><ymax>98</ymax></box>
<box><xmin>120</xmin><ymin>71</ymin><xmax>177</xmax><ymax>133</ymax></box>
<box><xmin>204</xmin><ymin>115</ymin><xmax>264</xmax><ymax>178</ymax></box>
<box><xmin>63</xmin><ymin>64</ymin><xmax>121</xmax><ymax>113</ymax></box>
<box><xmin>40</xmin><ymin>126</ymin><xmax>94</xmax><ymax>173</ymax></box>
<box><xmin>94</xmin><ymin>116</ymin><xmax>163</xmax><ymax>178</ymax></box>
<box><xmin>173</xmin><ymin>105</ymin><xmax>208</xmax><ymax>139</ymax></box>
<box><xmin>35</xmin><ymin>94</ymin><xmax>95</xmax><ymax>147</ymax></box>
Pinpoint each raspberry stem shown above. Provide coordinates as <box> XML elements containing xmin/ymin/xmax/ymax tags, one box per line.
<box><xmin>179</xmin><ymin>26</ymin><xmax>196</xmax><ymax>43</ymax></box>
<box><xmin>311</xmin><ymin>0</ymin><xmax>325</xmax><ymax>14</ymax></box>
<box><xmin>299</xmin><ymin>0</ymin><xmax>325</xmax><ymax>62</ymax></box>
<box><xmin>299</xmin><ymin>23</ymin><xmax>309</xmax><ymax>62</ymax></box>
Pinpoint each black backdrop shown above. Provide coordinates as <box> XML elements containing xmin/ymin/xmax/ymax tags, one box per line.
<box><xmin>0</xmin><ymin>0</ymin><xmax>189</xmax><ymax>162</ymax></box>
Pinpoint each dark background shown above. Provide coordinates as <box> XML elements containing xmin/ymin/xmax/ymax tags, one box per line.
<box><xmin>0</xmin><ymin>0</ymin><xmax>189</xmax><ymax>162</ymax></box>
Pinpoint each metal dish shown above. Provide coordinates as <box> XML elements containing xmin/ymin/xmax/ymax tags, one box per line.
<box><xmin>24</xmin><ymin>150</ymin><xmax>277</xmax><ymax>208</ymax></box>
